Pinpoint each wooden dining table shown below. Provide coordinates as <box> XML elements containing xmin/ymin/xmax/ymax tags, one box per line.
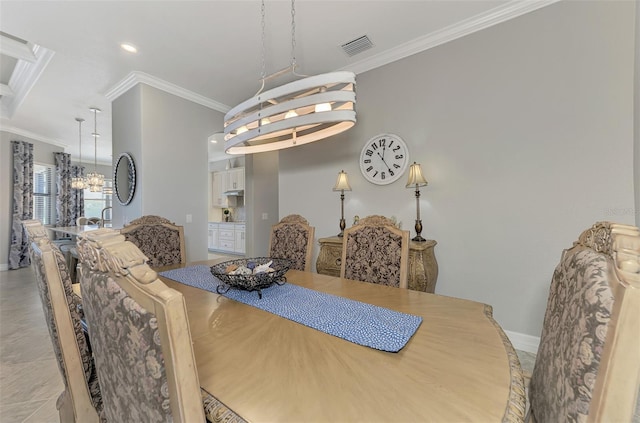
<box><xmin>158</xmin><ymin>260</ymin><xmax>525</xmax><ymax>423</ymax></box>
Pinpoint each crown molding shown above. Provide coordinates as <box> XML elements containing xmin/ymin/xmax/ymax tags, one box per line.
<box><xmin>105</xmin><ymin>71</ymin><xmax>231</xmax><ymax>113</ymax></box>
<box><xmin>1</xmin><ymin>123</ymin><xmax>67</xmax><ymax>147</ymax></box>
<box><xmin>342</xmin><ymin>0</ymin><xmax>562</xmax><ymax>75</ymax></box>
<box><xmin>0</xmin><ymin>34</ymin><xmax>36</xmax><ymax>62</ymax></box>
<box><xmin>1</xmin><ymin>44</ymin><xmax>54</xmax><ymax>119</ymax></box>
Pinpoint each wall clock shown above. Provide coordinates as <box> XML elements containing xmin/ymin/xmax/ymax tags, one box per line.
<box><xmin>359</xmin><ymin>133</ymin><xmax>409</xmax><ymax>185</ymax></box>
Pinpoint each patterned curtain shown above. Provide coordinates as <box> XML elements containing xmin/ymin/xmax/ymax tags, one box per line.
<box><xmin>8</xmin><ymin>141</ymin><xmax>34</xmax><ymax>270</ymax></box>
<box><xmin>55</xmin><ymin>152</ymin><xmax>75</xmax><ymax>227</ymax></box>
<box><xmin>71</xmin><ymin>164</ymin><xmax>85</xmax><ymax>223</ymax></box>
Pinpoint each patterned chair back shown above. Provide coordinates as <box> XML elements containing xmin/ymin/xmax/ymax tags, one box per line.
<box><xmin>77</xmin><ymin>228</ymin><xmax>205</xmax><ymax>423</ymax></box>
<box><xmin>120</xmin><ymin>215</ymin><xmax>186</xmax><ymax>267</ymax></box>
<box><xmin>529</xmin><ymin>222</ymin><xmax>640</xmax><ymax>423</ymax></box>
<box><xmin>269</xmin><ymin>214</ymin><xmax>315</xmax><ymax>272</ymax></box>
<box><xmin>340</xmin><ymin>215</ymin><xmax>410</xmax><ymax>288</ymax></box>
<box><xmin>23</xmin><ymin>219</ymin><xmax>103</xmax><ymax>423</ymax></box>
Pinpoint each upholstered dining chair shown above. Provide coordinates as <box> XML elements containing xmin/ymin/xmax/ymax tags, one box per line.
<box><xmin>340</xmin><ymin>215</ymin><xmax>410</xmax><ymax>289</ymax></box>
<box><xmin>77</xmin><ymin>229</ymin><xmax>245</xmax><ymax>423</ymax></box>
<box><xmin>22</xmin><ymin>219</ymin><xmax>104</xmax><ymax>423</ymax></box>
<box><xmin>120</xmin><ymin>215</ymin><xmax>186</xmax><ymax>267</ymax></box>
<box><xmin>528</xmin><ymin>221</ymin><xmax>640</xmax><ymax>423</ymax></box>
<box><xmin>269</xmin><ymin>214</ymin><xmax>315</xmax><ymax>271</ymax></box>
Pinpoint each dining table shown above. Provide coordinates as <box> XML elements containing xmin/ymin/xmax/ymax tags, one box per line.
<box><xmin>46</xmin><ymin>224</ymin><xmax>116</xmax><ymax>238</ymax></box>
<box><xmin>158</xmin><ymin>260</ymin><xmax>526</xmax><ymax>423</ymax></box>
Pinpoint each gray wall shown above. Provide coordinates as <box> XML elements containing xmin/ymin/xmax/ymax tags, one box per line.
<box><xmin>278</xmin><ymin>0</ymin><xmax>636</xmax><ymax>340</ymax></box>
<box><xmin>245</xmin><ymin>152</ymin><xmax>279</xmax><ymax>257</ymax></box>
<box><xmin>112</xmin><ymin>83</ymin><xmax>224</xmax><ymax>262</ymax></box>
<box><xmin>1</xmin><ymin>131</ymin><xmax>65</xmax><ymax>269</ymax></box>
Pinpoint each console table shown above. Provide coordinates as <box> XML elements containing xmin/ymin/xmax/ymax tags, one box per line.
<box><xmin>316</xmin><ymin>236</ymin><xmax>438</xmax><ymax>293</ymax></box>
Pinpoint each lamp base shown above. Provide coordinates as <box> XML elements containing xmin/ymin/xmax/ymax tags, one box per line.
<box><xmin>337</xmin><ymin>232</ymin><xmax>344</xmax><ymax>237</ymax></box>
<box><xmin>412</xmin><ymin>235</ymin><xmax>426</xmax><ymax>242</ymax></box>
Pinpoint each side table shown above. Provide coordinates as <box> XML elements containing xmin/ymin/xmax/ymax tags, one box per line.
<box><xmin>316</xmin><ymin>236</ymin><xmax>439</xmax><ymax>293</ymax></box>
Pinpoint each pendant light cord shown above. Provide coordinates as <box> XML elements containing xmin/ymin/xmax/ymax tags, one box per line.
<box><xmin>93</xmin><ymin>108</ymin><xmax>98</xmax><ymax>172</ymax></box>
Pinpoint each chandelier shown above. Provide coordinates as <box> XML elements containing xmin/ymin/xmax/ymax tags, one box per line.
<box><xmin>71</xmin><ymin>117</ymin><xmax>88</xmax><ymax>190</ymax></box>
<box><xmin>223</xmin><ymin>0</ymin><xmax>356</xmax><ymax>155</ymax></box>
<box><xmin>86</xmin><ymin>107</ymin><xmax>104</xmax><ymax>192</ymax></box>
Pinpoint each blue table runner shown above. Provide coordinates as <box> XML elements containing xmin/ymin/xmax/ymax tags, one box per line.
<box><xmin>160</xmin><ymin>265</ymin><xmax>422</xmax><ymax>352</ymax></box>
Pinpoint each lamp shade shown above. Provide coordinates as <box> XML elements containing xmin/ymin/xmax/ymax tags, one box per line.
<box><xmin>224</xmin><ymin>71</ymin><xmax>356</xmax><ymax>155</ymax></box>
<box><xmin>405</xmin><ymin>162</ymin><xmax>428</xmax><ymax>188</ymax></box>
<box><xmin>333</xmin><ymin>170</ymin><xmax>352</xmax><ymax>191</ymax></box>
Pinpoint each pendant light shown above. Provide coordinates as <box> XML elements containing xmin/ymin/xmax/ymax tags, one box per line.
<box><xmin>71</xmin><ymin>117</ymin><xmax>88</xmax><ymax>190</ymax></box>
<box><xmin>86</xmin><ymin>107</ymin><xmax>104</xmax><ymax>192</ymax></box>
<box><xmin>224</xmin><ymin>0</ymin><xmax>356</xmax><ymax>155</ymax></box>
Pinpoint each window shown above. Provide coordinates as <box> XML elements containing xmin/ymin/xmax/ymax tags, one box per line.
<box><xmin>84</xmin><ymin>179</ymin><xmax>112</xmax><ymax>220</ymax></box>
<box><xmin>33</xmin><ymin>163</ymin><xmax>54</xmax><ymax>225</ymax></box>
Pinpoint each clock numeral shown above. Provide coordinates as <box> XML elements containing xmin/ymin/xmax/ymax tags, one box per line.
<box><xmin>372</xmin><ymin>171</ymin><xmax>378</xmax><ymax>178</ymax></box>
<box><xmin>389</xmin><ymin>170</ymin><xmax>395</xmax><ymax>176</ymax></box>
<box><xmin>366</xmin><ymin>166</ymin><xmax>373</xmax><ymax>172</ymax></box>
<box><xmin>388</xmin><ymin>140</ymin><xmax>394</xmax><ymax>149</ymax></box>
<box><xmin>395</xmin><ymin>154</ymin><xmax>403</xmax><ymax>159</ymax></box>
<box><xmin>393</xmin><ymin>146</ymin><xmax>401</xmax><ymax>152</ymax></box>
<box><xmin>370</xmin><ymin>143</ymin><xmax>378</xmax><ymax>151</ymax></box>
<box><xmin>364</xmin><ymin>159</ymin><xmax>371</xmax><ymax>164</ymax></box>
<box><xmin>393</xmin><ymin>163</ymin><xmax>400</xmax><ymax>169</ymax></box>
<box><xmin>381</xmin><ymin>172</ymin><xmax>386</xmax><ymax>180</ymax></box>
<box><xmin>365</xmin><ymin>149</ymin><xmax>373</xmax><ymax>157</ymax></box>
<box><xmin>379</xmin><ymin>138</ymin><xmax>386</xmax><ymax>147</ymax></box>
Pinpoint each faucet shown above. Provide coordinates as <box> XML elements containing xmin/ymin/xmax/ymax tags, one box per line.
<box><xmin>100</xmin><ymin>206</ymin><xmax>112</xmax><ymax>227</ymax></box>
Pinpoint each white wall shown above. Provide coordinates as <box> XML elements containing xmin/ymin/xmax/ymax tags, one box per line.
<box><xmin>279</xmin><ymin>0</ymin><xmax>636</xmax><ymax>338</ymax></box>
<box><xmin>112</xmin><ymin>83</ymin><xmax>224</xmax><ymax>262</ymax></box>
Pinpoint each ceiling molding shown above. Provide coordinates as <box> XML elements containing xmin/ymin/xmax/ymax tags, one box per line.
<box><xmin>105</xmin><ymin>71</ymin><xmax>231</xmax><ymax>113</ymax></box>
<box><xmin>0</xmin><ymin>122</ymin><xmax>68</xmax><ymax>147</ymax></box>
<box><xmin>0</xmin><ymin>34</ymin><xmax>36</xmax><ymax>62</ymax></box>
<box><xmin>1</xmin><ymin>44</ymin><xmax>55</xmax><ymax>119</ymax></box>
<box><xmin>342</xmin><ymin>0</ymin><xmax>562</xmax><ymax>75</ymax></box>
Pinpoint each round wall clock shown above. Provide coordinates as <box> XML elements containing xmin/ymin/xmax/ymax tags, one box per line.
<box><xmin>359</xmin><ymin>133</ymin><xmax>409</xmax><ymax>185</ymax></box>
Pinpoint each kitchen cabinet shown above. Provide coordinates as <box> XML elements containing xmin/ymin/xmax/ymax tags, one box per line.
<box><xmin>225</xmin><ymin>167</ymin><xmax>245</xmax><ymax>192</ymax></box>
<box><xmin>208</xmin><ymin>223</ymin><xmax>219</xmax><ymax>250</ymax></box>
<box><xmin>211</xmin><ymin>172</ymin><xmax>227</xmax><ymax>207</ymax></box>
<box><xmin>208</xmin><ymin>222</ymin><xmax>245</xmax><ymax>255</ymax></box>
<box><xmin>234</xmin><ymin>224</ymin><xmax>246</xmax><ymax>254</ymax></box>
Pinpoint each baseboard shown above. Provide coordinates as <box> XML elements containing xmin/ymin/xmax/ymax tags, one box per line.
<box><xmin>0</xmin><ymin>263</ymin><xmax>8</xmax><ymax>271</ymax></box>
<box><xmin>505</xmin><ymin>330</ymin><xmax>540</xmax><ymax>354</ymax></box>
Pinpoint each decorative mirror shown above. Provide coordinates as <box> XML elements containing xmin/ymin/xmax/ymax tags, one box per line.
<box><xmin>114</xmin><ymin>152</ymin><xmax>136</xmax><ymax>206</ymax></box>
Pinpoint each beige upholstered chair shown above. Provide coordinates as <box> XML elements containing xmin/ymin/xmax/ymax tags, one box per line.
<box><xmin>23</xmin><ymin>219</ymin><xmax>104</xmax><ymax>423</ymax></box>
<box><xmin>528</xmin><ymin>222</ymin><xmax>640</xmax><ymax>423</ymax></box>
<box><xmin>77</xmin><ymin>229</ymin><xmax>245</xmax><ymax>423</ymax></box>
<box><xmin>269</xmin><ymin>214</ymin><xmax>315</xmax><ymax>271</ymax></box>
<box><xmin>120</xmin><ymin>215</ymin><xmax>186</xmax><ymax>267</ymax></box>
<box><xmin>340</xmin><ymin>215</ymin><xmax>410</xmax><ymax>289</ymax></box>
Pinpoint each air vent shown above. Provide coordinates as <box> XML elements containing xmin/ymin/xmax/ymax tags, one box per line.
<box><xmin>341</xmin><ymin>35</ymin><xmax>373</xmax><ymax>57</ymax></box>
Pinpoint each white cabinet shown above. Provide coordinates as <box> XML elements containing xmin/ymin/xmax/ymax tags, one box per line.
<box><xmin>225</xmin><ymin>167</ymin><xmax>245</xmax><ymax>192</ymax></box>
<box><xmin>234</xmin><ymin>224</ymin><xmax>246</xmax><ymax>254</ymax></box>
<box><xmin>208</xmin><ymin>223</ymin><xmax>219</xmax><ymax>250</ymax></box>
<box><xmin>211</xmin><ymin>172</ymin><xmax>227</xmax><ymax>207</ymax></box>
<box><xmin>208</xmin><ymin>222</ymin><xmax>245</xmax><ymax>255</ymax></box>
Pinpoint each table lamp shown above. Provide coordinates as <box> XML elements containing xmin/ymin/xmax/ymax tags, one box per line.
<box><xmin>333</xmin><ymin>170</ymin><xmax>352</xmax><ymax>237</ymax></box>
<box><xmin>406</xmin><ymin>162</ymin><xmax>428</xmax><ymax>242</ymax></box>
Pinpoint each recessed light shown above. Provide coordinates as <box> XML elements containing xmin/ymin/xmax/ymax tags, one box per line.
<box><xmin>120</xmin><ymin>43</ymin><xmax>138</xmax><ymax>53</ymax></box>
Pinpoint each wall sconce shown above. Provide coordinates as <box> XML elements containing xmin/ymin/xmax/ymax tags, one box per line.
<box><xmin>406</xmin><ymin>162</ymin><xmax>428</xmax><ymax>242</ymax></box>
<box><xmin>333</xmin><ymin>170</ymin><xmax>352</xmax><ymax>237</ymax></box>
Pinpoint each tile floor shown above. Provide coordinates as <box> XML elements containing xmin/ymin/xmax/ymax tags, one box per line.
<box><xmin>1</xmin><ymin>265</ymin><xmax>638</xmax><ymax>422</ymax></box>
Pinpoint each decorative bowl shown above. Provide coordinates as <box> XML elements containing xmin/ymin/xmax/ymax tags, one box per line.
<box><xmin>210</xmin><ymin>257</ymin><xmax>290</xmax><ymax>299</ymax></box>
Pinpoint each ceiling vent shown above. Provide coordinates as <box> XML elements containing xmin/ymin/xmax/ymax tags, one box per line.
<box><xmin>341</xmin><ymin>35</ymin><xmax>373</xmax><ymax>57</ymax></box>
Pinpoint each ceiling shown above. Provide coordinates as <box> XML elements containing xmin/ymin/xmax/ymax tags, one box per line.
<box><xmin>0</xmin><ymin>0</ymin><xmax>557</xmax><ymax>164</ymax></box>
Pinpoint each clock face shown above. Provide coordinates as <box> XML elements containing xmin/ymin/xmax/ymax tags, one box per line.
<box><xmin>359</xmin><ymin>133</ymin><xmax>409</xmax><ymax>185</ymax></box>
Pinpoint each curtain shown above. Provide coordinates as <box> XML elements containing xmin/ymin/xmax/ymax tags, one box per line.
<box><xmin>71</xmin><ymin>165</ymin><xmax>85</xmax><ymax>222</ymax></box>
<box><xmin>55</xmin><ymin>152</ymin><xmax>75</xmax><ymax>227</ymax></box>
<box><xmin>8</xmin><ymin>141</ymin><xmax>34</xmax><ymax>270</ymax></box>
